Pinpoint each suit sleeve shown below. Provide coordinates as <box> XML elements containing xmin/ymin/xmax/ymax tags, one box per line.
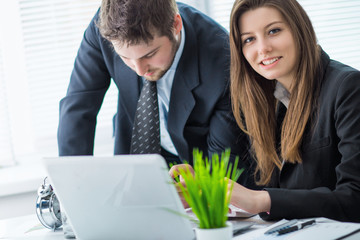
<box><xmin>262</xmin><ymin>70</ymin><xmax>360</xmax><ymax>222</ymax></box>
<box><xmin>58</xmin><ymin>12</ymin><xmax>111</xmax><ymax>156</ymax></box>
<box><xmin>206</xmin><ymin>82</ymin><xmax>256</xmax><ymax>188</ymax></box>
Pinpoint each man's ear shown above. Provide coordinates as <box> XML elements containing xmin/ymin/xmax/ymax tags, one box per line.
<box><xmin>173</xmin><ymin>13</ymin><xmax>182</xmax><ymax>35</ymax></box>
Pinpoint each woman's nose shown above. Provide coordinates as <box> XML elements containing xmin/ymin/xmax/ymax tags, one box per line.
<box><xmin>257</xmin><ymin>38</ymin><xmax>272</xmax><ymax>55</ymax></box>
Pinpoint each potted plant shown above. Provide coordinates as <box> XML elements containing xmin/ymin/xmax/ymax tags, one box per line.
<box><xmin>175</xmin><ymin>149</ymin><xmax>242</xmax><ymax>240</ymax></box>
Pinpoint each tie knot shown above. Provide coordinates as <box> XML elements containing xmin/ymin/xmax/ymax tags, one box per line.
<box><xmin>142</xmin><ymin>80</ymin><xmax>157</xmax><ymax>96</ymax></box>
<box><xmin>144</xmin><ymin>79</ymin><xmax>156</xmax><ymax>87</ymax></box>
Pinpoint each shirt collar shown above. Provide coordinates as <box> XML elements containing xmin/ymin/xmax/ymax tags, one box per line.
<box><xmin>274</xmin><ymin>81</ymin><xmax>290</xmax><ymax>108</ymax></box>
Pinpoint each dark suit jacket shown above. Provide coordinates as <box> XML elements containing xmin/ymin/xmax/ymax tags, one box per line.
<box><xmin>261</xmin><ymin>50</ymin><xmax>360</xmax><ymax>222</ymax></box>
<box><xmin>57</xmin><ymin>3</ymin><xmax>253</xmax><ymax>185</ymax></box>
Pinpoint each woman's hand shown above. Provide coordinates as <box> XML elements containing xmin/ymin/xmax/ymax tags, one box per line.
<box><xmin>228</xmin><ymin>180</ymin><xmax>271</xmax><ymax>214</ymax></box>
<box><xmin>169</xmin><ymin>164</ymin><xmax>195</xmax><ymax>209</ymax></box>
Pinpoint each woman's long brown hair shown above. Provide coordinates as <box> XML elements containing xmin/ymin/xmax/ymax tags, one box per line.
<box><xmin>229</xmin><ymin>0</ymin><xmax>321</xmax><ymax>185</ymax></box>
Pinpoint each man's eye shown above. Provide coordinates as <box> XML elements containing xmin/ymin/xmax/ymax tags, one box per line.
<box><xmin>269</xmin><ymin>28</ymin><xmax>281</xmax><ymax>35</ymax></box>
<box><xmin>144</xmin><ymin>52</ymin><xmax>156</xmax><ymax>59</ymax></box>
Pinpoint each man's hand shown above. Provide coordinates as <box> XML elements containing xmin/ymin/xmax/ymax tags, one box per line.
<box><xmin>169</xmin><ymin>164</ymin><xmax>195</xmax><ymax>209</ymax></box>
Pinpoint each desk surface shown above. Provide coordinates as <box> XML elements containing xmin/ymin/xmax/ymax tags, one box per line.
<box><xmin>0</xmin><ymin>214</ymin><xmax>272</xmax><ymax>240</ymax></box>
<box><xmin>0</xmin><ymin>215</ymin><xmax>63</xmax><ymax>240</ymax></box>
<box><xmin>3</xmin><ymin>214</ymin><xmax>359</xmax><ymax>240</ymax></box>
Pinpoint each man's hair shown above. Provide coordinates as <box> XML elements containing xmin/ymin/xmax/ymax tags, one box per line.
<box><xmin>98</xmin><ymin>0</ymin><xmax>178</xmax><ymax>45</ymax></box>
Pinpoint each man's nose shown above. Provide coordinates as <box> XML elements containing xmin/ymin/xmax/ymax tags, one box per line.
<box><xmin>132</xmin><ymin>59</ymin><xmax>148</xmax><ymax>76</ymax></box>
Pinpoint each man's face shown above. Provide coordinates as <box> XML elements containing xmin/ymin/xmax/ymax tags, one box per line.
<box><xmin>112</xmin><ymin>34</ymin><xmax>179</xmax><ymax>81</ymax></box>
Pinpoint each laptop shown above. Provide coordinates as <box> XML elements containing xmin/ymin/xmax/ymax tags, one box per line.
<box><xmin>43</xmin><ymin>154</ymin><xmax>195</xmax><ymax>240</ymax></box>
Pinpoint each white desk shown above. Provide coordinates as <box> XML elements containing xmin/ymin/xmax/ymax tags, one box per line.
<box><xmin>0</xmin><ymin>214</ymin><xmax>272</xmax><ymax>240</ymax></box>
<box><xmin>2</xmin><ymin>214</ymin><xmax>359</xmax><ymax>240</ymax></box>
<box><xmin>0</xmin><ymin>215</ymin><xmax>64</xmax><ymax>240</ymax></box>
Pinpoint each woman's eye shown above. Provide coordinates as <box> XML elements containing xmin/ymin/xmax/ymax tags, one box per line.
<box><xmin>269</xmin><ymin>28</ymin><xmax>281</xmax><ymax>35</ymax></box>
<box><xmin>243</xmin><ymin>37</ymin><xmax>254</xmax><ymax>44</ymax></box>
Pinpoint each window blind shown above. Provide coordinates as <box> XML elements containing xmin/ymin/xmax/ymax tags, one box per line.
<box><xmin>18</xmin><ymin>0</ymin><xmax>117</xmax><ymax>157</ymax></box>
<box><xmin>179</xmin><ymin>0</ymin><xmax>208</xmax><ymax>12</ymax></box>
<box><xmin>207</xmin><ymin>0</ymin><xmax>234</xmax><ymax>31</ymax></box>
<box><xmin>0</xmin><ymin>0</ymin><xmax>118</xmax><ymax>166</ymax></box>
<box><xmin>0</xmin><ymin>48</ymin><xmax>15</xmax><ymax>167</ymax></box>
<box><xmin>298</xmin><ymin>0</ymin><xmax>360</xmax><ymax>70</ymax></box>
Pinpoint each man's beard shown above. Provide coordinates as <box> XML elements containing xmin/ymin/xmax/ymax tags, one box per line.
<box><xmin>145</xmin><ymin>37</ymin><xmax>180</xmax><ymax>81</ymax></box>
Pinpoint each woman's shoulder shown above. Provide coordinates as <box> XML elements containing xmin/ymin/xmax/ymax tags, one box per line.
<box><xmin>321</xmin><ymin>55</ymin><xmax>360</xmax><ymax>94</ymax></box>
<box><xmin>327</xmin><ymin>59</ymin><xmax>359</xmax><ymax>78</ymax></box>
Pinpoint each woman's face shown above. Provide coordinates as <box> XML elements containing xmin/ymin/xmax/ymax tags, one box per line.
<box><xmin>239</xmin><ymin>7</ymin><xmax>298</xmax><ymax>91</ymax></box>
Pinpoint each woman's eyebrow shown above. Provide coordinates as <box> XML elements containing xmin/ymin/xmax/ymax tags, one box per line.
<box><xmin>240</xmin><ymin>21</ymin><xmax>284</xmax><ymax>37</ymax></box>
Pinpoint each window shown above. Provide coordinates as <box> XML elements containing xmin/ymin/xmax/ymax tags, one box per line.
<box><xmin>207</xmin><ymin>0</ymin><xmax>234</xmax><ymax>30</ymax></box>
<box><xmin>297</xmin><ymin>0</ymin><xmax>360</xmax><ymax>71</ymax></box>
<box><xmin>0</xmin><ymin>0</ymin><xmax>105</xmax><ymax>167</ymax></box>
<box><xmin>0</xmin><ymin>48</ymin><xmax>15</xmax><ymax>167</ymax></box>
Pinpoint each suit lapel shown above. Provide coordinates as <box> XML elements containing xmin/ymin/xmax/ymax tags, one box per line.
<box><xmin>115</xmin><ymin>58</ymin><xmax>141</xmax><ymax>120</ymax></box>
<box><xmin>168</xmin><ymin>72</ymin><xmax>198</xmax><ymax>133</ymax></box>
<box><xmin>168</xmin><ymin>18</ymin><xmax>199</xmax><ymax>159</ymax></box>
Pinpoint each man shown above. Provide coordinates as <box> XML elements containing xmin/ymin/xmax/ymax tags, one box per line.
<box><xmin>58</xmin><ymin>0</ymin><xmax>253</xmax><ymax>185</ymax></box>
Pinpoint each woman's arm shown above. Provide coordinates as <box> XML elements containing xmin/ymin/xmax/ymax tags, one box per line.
<box><xmin>229</xmin><ymin>181</ymin><xmax>271</xmax><ymax>214</ymax></box>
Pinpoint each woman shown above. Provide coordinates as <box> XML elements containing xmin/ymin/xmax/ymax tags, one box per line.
<box><xmin>227</xmin><ymin>0</ymin><xmax>360</xmax><ymax>222</ymax></box>
<box><xmin>170</xmin><ymin>0</ymin><xmax>360</xmax><ymax>223</ymax></box>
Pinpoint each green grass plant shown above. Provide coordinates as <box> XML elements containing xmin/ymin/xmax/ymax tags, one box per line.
<box><xmin>176</xmin><ymin>149</ymin><xmax>242</xmax><ymax>229</ymax></box>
